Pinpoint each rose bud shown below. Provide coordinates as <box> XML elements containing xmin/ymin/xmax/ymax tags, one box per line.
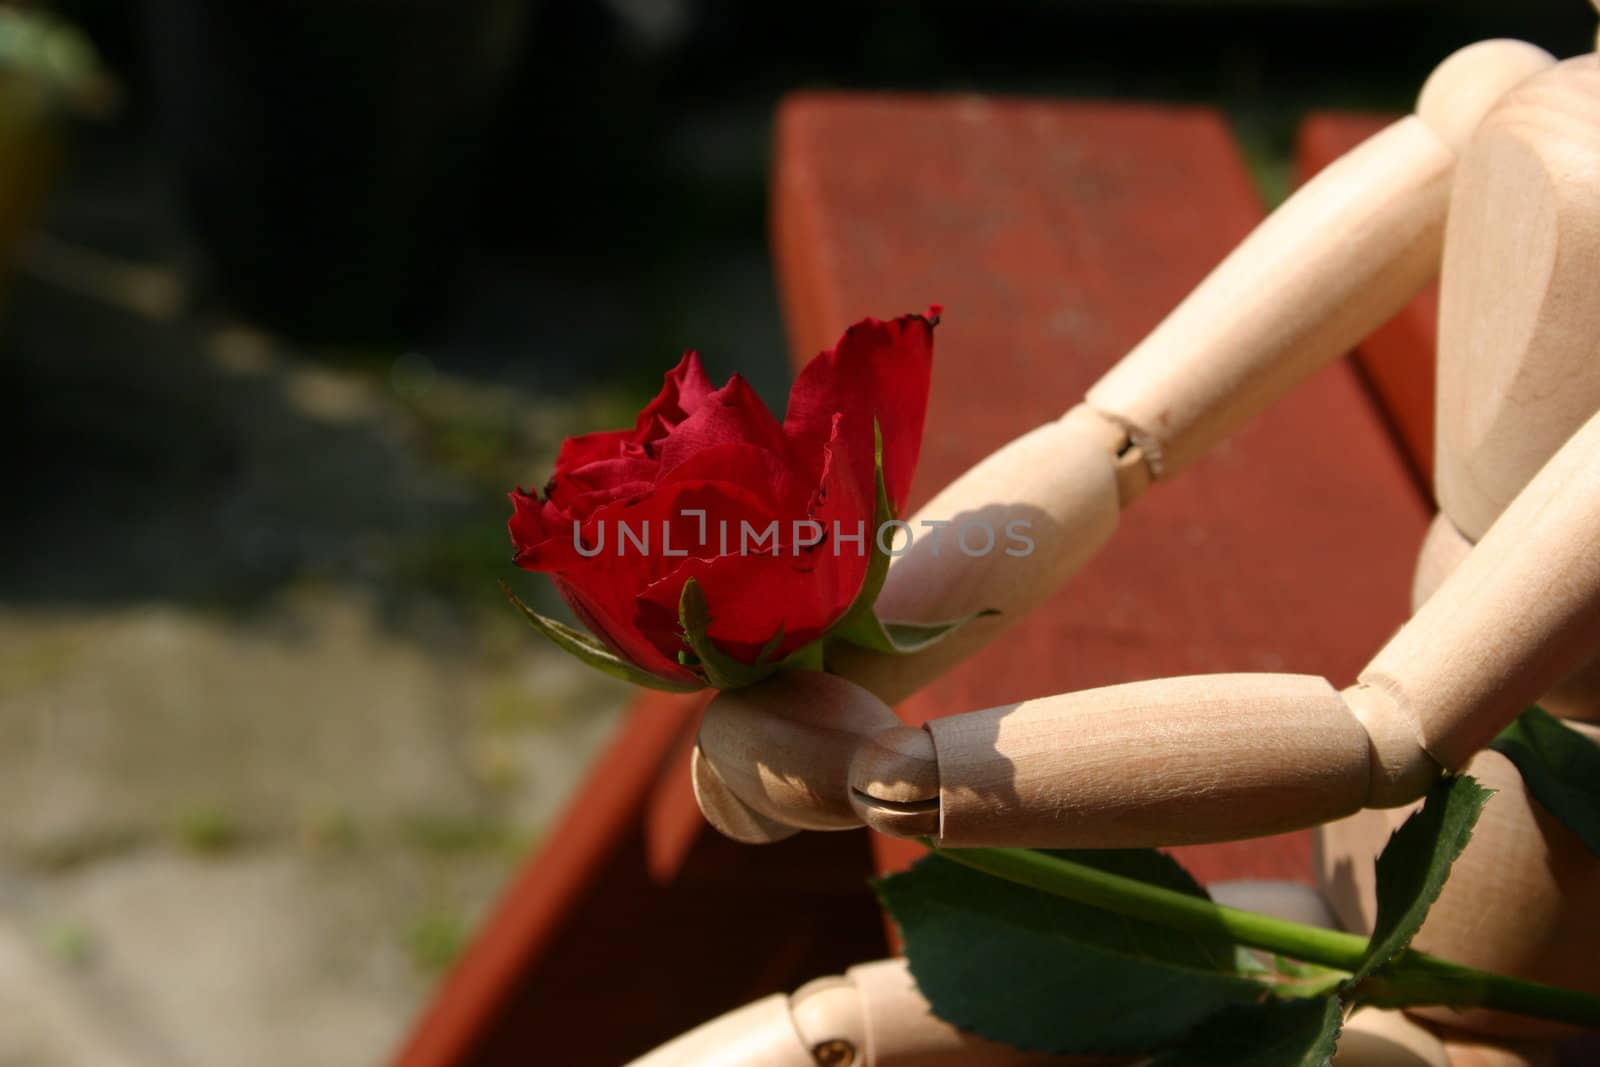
<box><xmin>506</xmin><ymin>308</ymin><xmax>961</xmax><ymax>691</ymax></box>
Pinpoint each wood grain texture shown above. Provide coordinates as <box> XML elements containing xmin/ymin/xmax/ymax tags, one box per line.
<box><xmin>1435</xmin><ymin>59</ymin><xmax>1600</xmax><ymax>544</ymax></box>
<box><xmin>622</xmin><ymin>993</ymin><xmax>817</xmax><ymax>1067</ymax></box>
<box><xmin>928</xmin><ymin>674</ymin><xmax>1369</xmax><ymax>848</ymax></box>
<box><xmin>1414</xmin><ymin>40</ymin><xmax>1556</xmax><ymax>157</ymax></box>
<box><xmin>775</xmin><ymin>92</ymin><xmax>1432</xmax><ymax>883</ymax></box>
<box><xmin>1335</xmin><ymin>1009</ymin><xmax>1451</xmax><ymax>1067</ymax></box>
<box><xmin>699</xmin><ymin>670</ymin><xmax>901</xmax><ymax>831</ymax></box>
<box><xmin>1308</xmin><ymin>84</ymin><xmax>1600</xmax><ymax>1056</ymax></box>
<box><xmin>1409</xmin><ymin>511</ymin><xmax>1600</xmax><ymax>728</ymax></box>
<box><xmin>1319</xmin><ymin>733</ymin><xmax>1600</xmax><ymax>1042</ymax></box>
<box><xmin>1296</xmin><ymin>112</ymin><xmax>1440</xmax><ymax>491</ymax></box>
<box><xmin>1085</xmin><ymin>114</ymin><xmax>1451</xmax><ymax>477</ymax></box>
<box><xmin>840</xmin><ymin>958</ymin><xmax>1100</xmax><ymax>1066</ymax></box>
<box><xmin>827</xmin><ymin>405</ymin><xmax>1123</xmax><ymax>706</ymax></box>
<box><xmin>628</xmin><ymin>958</ymin><xmax>1086</xmax><ymax>1067</ymax></box>
<box><xmin>1362</xmin><ymin>406</ymin><xmax>1600</xmax><ymax>768</ymax></box>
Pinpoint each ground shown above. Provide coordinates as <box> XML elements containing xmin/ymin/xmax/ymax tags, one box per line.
<box><xmin>0</xmin><ymin>273</ymin><xmax>662</xmax><ymax>1066</ymax></box>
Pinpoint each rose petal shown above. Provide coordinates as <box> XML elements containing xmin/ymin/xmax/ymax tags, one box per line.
<box><xmin>507</xmin><ymin>488</ymin><xmax>553</xmax><ymax>556</ymax></box>
<box><xmin>659</xmin><ymin>441</ymin><xmax>801</xmax><ymax>513</ymax></box>
<box><xmin>634</xmin><ymin>351</ymin><xmax>717</xmax><ymax>452</ymax></box>
<box><xmin>555</xmin><ymin>575</ymin><xmax>702</xmax><ymax>686</ymax></box>
<box><xmin>510</xmin><ymin>310</ymin><xmax>936</xmax><ymax>685</ymax></box>
<box><xmin>546</xmin><ymin>453</ymin><xmax>660</xmax><ymax>515</ymax></box>
<box><xmin>546</xmin><ymin>479</ymin><xmax>656</xmax><ymax>526</ymax></box>
<box><xmin>529</xmin><ymin>480</ymin><xmax>781</xmax><ymax>670</ymax></box>
<box><xmin>657</xmin><ymin>374</ymin><xmax>787</xmax><ymax>475</ymax></box>
<box><xmin>639</xmin><ymin>415</ymin><xmax>873</xmax><ymax>664</ymax></box>
<box><xmin>554</xmin><ymin>428</ymin><xmax>635</xmax><ymax>472</ymax></box>
<box><xmin>784</xmin><ymin>310</ymin><xmax>935</xmax><ymax>515</ymax></box>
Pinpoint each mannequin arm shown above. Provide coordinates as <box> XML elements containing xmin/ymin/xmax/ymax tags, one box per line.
<box><xmin>625</xmin><ymin>958</ymin><xmax>1088</xmax><ymax>1067</ymax></box>
<box><xmin>830</xmin><ymin>40</ymin><xmax>1553</xmax><ymax>708</ymax></box>
<box><xmin>1085</xmin><ymin>40</ymin><xmax>1552</xmax><ymax>478</ymax></box>
<box><xmin>700</xmin><ymin>403</ymin><xmax>1600</xmax><ymax>844</ymax></box>
<box><xmin>696</xmin><ymin>41</ymin><xmax>1555</xmax><ymax>842</ymax></box>
<box><xmin>844</xmin><ymin>405</ymin><xmax>1600</xmax><ymax>844</ymax></box>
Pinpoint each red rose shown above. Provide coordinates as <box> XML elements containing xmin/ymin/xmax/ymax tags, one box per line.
<box><xmin>507</xmin><ymin>309</ymin><xmax>937</xmax><ymax>689</ymax></box>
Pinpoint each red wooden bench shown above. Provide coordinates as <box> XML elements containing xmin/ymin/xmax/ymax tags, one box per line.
<box><xmin>390</xmin><ymin>101</ymin><xmax>1433</xmax><ymax>1067</ymax></box>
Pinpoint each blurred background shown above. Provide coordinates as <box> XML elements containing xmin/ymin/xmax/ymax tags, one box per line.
<box><xmin>1</xmin><ymin>1</ymin><xmax>1593</xmax><ymax>1064</ymax></box>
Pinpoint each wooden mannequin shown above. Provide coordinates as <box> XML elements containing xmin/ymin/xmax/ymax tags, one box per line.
<box><xmin>652</xmin><ymin>28</ymin><xmax>1600</xmax><ymax>1067</ymax></box>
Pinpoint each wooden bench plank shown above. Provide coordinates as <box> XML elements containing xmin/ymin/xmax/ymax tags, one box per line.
<box><xmin>774</xmin><ymin>93</ymin><xmax>1432</xmax><ymax>884</ymax></box>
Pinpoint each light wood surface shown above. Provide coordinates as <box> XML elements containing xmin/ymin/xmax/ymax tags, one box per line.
<box><xmin>830</xmin><ymin>959</ymin><xmax>1087</xmax><ymax>1066</ymax></box>
<box><xmin>829</xmin><ymin>404</ymin><xmax>1125</xmax><ymax>707</ymax></box>
<box><xmin>924</xmin><ymin>674</ymin><xmax>1369</xmax><ymax>848</ymax></box>
<box><xmin>1323</xmin><ymin>54</ymin><xmax>1600</xmax><ymax>1058</ymax></box>
<box><xmin>623</xmin><ymin>993</ymin><xmax>817</xmax><ymax>1067</ymax></box>
<box><xmin>1360</xmin><ymin>405</ymin><xmax>1600</xmax><ymax>770</ymax></box>
<box><xmin>1320</xmin><ymin>737</ymin><xmax>1600</xmax><ymax>1043</ymax></box>
<box><xmin>1437</xmin><ymin>1034</ymin><xmax>1556</xmax><ymax>1067</ymax></box>
<box><xmin>1083</xmin><ymin>41</ymin><xmax>1552</xmax><ymax>484</ymax></box>
<box><xmin>697</xmin><ymin>670</ymin><xmax>899</xmax><ymax>833</ymax></box>
<box><xmin>1336</xmin><ymin>1009</ymin><xmax>1451</xmax><ymax>1067</ymax></box>
<box><xmin>1414</xmin><ymin>41</ymin><xmax>1555</xmax><ymax>155</ymax></box>
<box><xmin>1084</xmin><ymin>111</ymin><xmax>1451</xmax><ymax>478</ymax></box>
<box><xmin>1434</xmin><ymin>58</ymin><xmax>1600</xmax><ymax>543</ymax></box>
<box><xmin>690</xmin><ymin>743</ymin><xmax>800</xmax><ymax>845</ymax></box>
<box><xmin>1412</xmin><ymin>512</ymin><xmax>1600</xmax><ymax>725</ymax></box>
<box><xmin>628</xmin><ymin>958</ymin><xmax>1084</xmax><ymax>1067</ymax></box>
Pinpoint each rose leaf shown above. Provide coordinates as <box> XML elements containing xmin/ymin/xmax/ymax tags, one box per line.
<box><xmin>1347</xmin><ymin>774</ymin><xmax>1493</xmax><ymax>986</ymax></box>
<box><xmin>501</xmin><ymin>582</ymin><xmax>701</xmax><ymax>693</ymax></box>
<box><xmin>875</xmin><ymin>849</ymin><xmax>1265</xmax><ymax>1055</ymax></box>
<box><xmin>1490</xmin><ymin>705</ymin><xmax>1600</xmax><ymax>857</ymax></box>
<box><xmin>1147</xmin><ymin>996</ymin><xmax>1343</xmax><ymax>1067</ymax></box>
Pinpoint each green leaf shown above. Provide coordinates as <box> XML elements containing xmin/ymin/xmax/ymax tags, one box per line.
<box><xmin>1148</xmin><ymin>996</ymin><xmax>1342</xmax><ymax>1067</ymax></box>
<box><xmin>1491</xmin><ymin>705</ymin><xmax>1600</xmax><ymax>857</ymax></box>
<box><xmin>1349</xmin><ymin>775</ymin><xmax>1493</xmax><ymax>984</ymax></box>
<box><xmin>500</xmin><ymin>582</ymin><xmax>700</xmax><ymax>693</ymax></box>
<box><xmin>876</xmin><ymin>850</ymin><xmax>1265</xmax><ymax>1055</ymax></box>
<box><xmin>827</xmin><ymin>420</ymin><xmax>996</xmax><ymax>656</ymax></box>
<box><xmin>1273</xmin><ymin>957</ymin><xmax>1350</xmax><ymax>994</ymax></box>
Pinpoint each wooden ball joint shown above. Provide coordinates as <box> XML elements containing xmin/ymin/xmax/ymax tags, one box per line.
<box><xmin>684</xmin><ymin>35</ymin><xmax>1600</xmax><ymax>1067</ymax></box>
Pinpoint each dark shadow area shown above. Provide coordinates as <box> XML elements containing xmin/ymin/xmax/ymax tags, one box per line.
<box><xmin>7</xmin><ymin>0</ymin><xmax>1590</xmax><ymax>621</ymax></box>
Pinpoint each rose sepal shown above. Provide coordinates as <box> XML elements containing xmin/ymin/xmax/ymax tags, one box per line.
<box><xmin>824</xmin><ymin>422</ymin><xmax>999</xmax><ymax>658</ymax></box>
<box><xmin>676</xmin><ymin>577</ymin><xmax>824</xmax><ymax>690</ymax></box>
<box><xmin>502</xmin><ymin>581</ymin><xmax>702</xmax><ymax>693</ymax></box>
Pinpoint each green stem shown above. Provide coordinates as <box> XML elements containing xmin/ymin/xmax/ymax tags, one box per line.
<box><xmin>934</xmin><ymin>845</ymin><xmax>1600</xmax><ymax>1029</ymax></box>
